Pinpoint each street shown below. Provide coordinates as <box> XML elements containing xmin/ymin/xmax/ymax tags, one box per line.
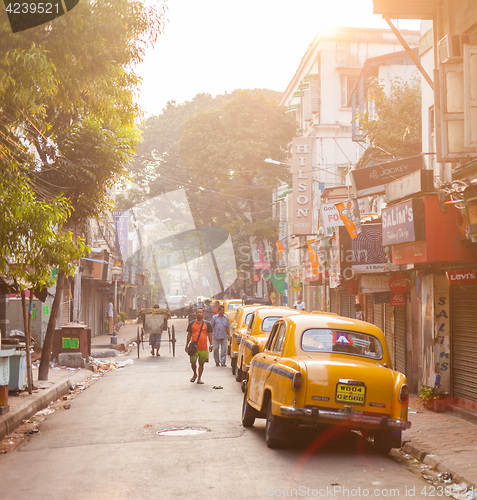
<box><xmin>1</xmin><ymin>319</ymin><xmax>432</xmax><ymax>500</ymax></box>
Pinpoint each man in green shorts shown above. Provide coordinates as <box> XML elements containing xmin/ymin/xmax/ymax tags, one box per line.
<box><xmin>185</xmin><ymin>307</ymin><xmax>213</xmax><ymax>384</ymax></box>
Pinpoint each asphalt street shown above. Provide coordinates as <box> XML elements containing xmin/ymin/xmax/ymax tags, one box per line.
<box><xmin>1</xmin><ymin>318</ymin><xmax>433</xmax><ymax>500</ymax></box>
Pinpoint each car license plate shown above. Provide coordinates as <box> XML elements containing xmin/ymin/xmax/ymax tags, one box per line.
<box><xmin>336</xmin><ymin>383</ymin><xmax>366</xmax><ymax>404</ymax></box>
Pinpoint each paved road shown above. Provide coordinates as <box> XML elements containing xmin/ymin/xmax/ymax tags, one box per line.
<box><xmin>1</xmin><ymin>318</ymin><xmax>432</xmax><ymax>499</ymax></box>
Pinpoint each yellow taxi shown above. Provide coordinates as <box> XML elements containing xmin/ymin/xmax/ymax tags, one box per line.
<box><xmin>220</xmin><ymin>299</ymin><xmax>243</xmax><ymax>323</ymax></box>
<box><xmin>242</xmin><ymin>313</ymin><xmax>410</xmax><ymax>452</ymax></box>
<box><xmin>229</xmin><ymin>304</ymin><xmax>264</xmax><ymax>375</ymax></box>
<box><xmin>236</xmin><ymin>306</ymin><xmax>302</xmax><ymax>384</ymax></box>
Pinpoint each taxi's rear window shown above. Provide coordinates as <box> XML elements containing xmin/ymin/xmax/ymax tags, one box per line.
<box><xmin>261</xmin><ymin>316</ymin><xmax>281</xmax><ymax>332</ymax></box>
<box><xmin>301</xmin><ymin>328</ymin><xmax>383</xmax><ymax>360</ymax></box>
<box><xmin>227</xmin><ymin>302</ymin><xmax>242</xmax><ymax>310</ymax></box>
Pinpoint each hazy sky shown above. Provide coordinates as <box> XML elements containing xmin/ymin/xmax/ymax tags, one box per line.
<box><xmin>136</xmin><ymin>0</ymin><xmax>420</xmax><ymax>117</ymax></box>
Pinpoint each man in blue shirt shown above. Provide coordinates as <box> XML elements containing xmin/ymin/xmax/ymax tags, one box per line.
<box><xmin>210</xmin><ymin>305</ymin><xmax>231</xmax><ymax>367</ymax></box>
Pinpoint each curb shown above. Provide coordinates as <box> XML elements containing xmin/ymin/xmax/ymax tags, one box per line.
<box><xmin>402</xmin><ymin>441</ymin><xmax>477</xmax><ymax>489</ymax></box>
<box><xmin>0</xmin><ymin>368</ymin><xmax>93</xmax><ymax>442</ymax></box>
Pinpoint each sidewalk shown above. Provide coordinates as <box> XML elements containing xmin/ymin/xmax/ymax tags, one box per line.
<box><xmin>0</xmin><ymin>322</ymin><xmax>139</xmax><ymax>444</ymax></box>
<box><xmin>404</xmin><ymin>396</ymin><xmax>477</xmax><ymax>491</ymax></box>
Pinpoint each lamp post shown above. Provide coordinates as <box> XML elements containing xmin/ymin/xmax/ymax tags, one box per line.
<box><xmin>111</xmin><ymin>265</ymin><xmax>122</xmax><ymax>342</ymax></box>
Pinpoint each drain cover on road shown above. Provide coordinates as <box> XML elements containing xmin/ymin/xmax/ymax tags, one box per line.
<box><xmin>157</xmin><ymin>428</ymin><xmax>208</xmax><ymax>436</ymax></box>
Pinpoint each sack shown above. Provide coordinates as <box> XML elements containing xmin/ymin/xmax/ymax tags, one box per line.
<box><xmin>187</xmin><ymin>341</ymin><xmax>198</xmax><ymax>356</ymax></box>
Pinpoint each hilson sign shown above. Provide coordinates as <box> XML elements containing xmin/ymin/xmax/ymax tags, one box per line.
<box><xmin>292</xmin><ymin>137</ymin><xmax>314</xmax><ymax>235</ymax></box>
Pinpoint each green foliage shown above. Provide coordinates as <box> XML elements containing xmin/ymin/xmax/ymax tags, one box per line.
<box><xmin>355</xmin><ymin>76</ymin><xmax>422</xmax><ymax>156</ymax></box>
<box><xmin>415</xmin><ymin>385</ymin><xmax>439</xmax><ymax>410</ymax></box>
<box><xmin>118</xmin><ymin>311</ymin><xmax>127</xmax><ymax>323</ymax></box>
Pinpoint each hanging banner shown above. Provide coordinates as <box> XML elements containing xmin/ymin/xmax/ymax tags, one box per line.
<box><xmin>250</xmin><ymin>238</ymin><xmax>271</xmax><ymax>269</ymax></box>
<box><xmin>307</xmin><ymin>238</ymin><xmax>319</xmax><ymax>274</ymax></box>
<box><xmin>113</xmin><ymin>210</ymin><xmax>130</xmax><ymax>259</ymax></box>
<box><xmin>335</xmin><ymin>199</ymin><xmax>362</xmax><ymax>239</ymax></box>
<box><xmin>292</xmin><ymin>137</ymin><xmax>314</xmax><ymax>235</ymax></box>
<box><xmin>276</xmin><ymin>240</ymin><xmax>287</xmax><ymax>267</ymax></box>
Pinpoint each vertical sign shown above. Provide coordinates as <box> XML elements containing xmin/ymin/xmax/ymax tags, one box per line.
<box><xmin>292</xmin><ymin>137</ymin><xmax>314</xmax><ymax>235</ymax></box>
<box><xmin>113</xmin><ymin>210</ymin><xmax>130</xmax><ymax>259</ymax></box>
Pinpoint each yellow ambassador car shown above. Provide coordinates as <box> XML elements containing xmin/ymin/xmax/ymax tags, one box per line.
<box><xmin>229</xmin><ymin>304</ymin><xmax>264</xmax><ymax>375</ymax></box>
<box><xmin>242</xmin><ymin>313</ymin><xmax>411</xmax><ymax>452</ymax></box>
<box><xmin>220</xmin><ymin>299</ymin><xmax>243</xmax><ymax>323</ymax></box>
<box><xmin>236</xmin><ymin>306</ymin><xmax>302</xmax><ymax>384</ymax></box>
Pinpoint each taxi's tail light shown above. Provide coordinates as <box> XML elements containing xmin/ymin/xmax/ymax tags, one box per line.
<box><xmin>251</xmin><ymin>344</ymin><xmax>260</xmax><ymax>356</ymax></box>
<box><xmin>399</xmin><ymin>384</ymin><xmax>409</xmax><ymax>404</ymax></box>
<box><xmin>292</xmin><ymin>371</ymin><xmax>302</xmax><ymax>391</ymax></box>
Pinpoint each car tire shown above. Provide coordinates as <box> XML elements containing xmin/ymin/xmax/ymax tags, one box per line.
<box><xmin>242</xmin><ymin>390</ymin><xmax>257</xmax><ymax>428</ymax></box>
<box><xmin>231</xmin><ymin>357</ymin><xmax>237</xmax><ymax>375</ymax></box>
<box><xmin>236</xmin><ymin>361</ymin><xmax>243</xmax><ymax>382</ymax></box>
<box><xmin>264</xmin><ymin>400</ymin><xmax>286</xmax><ymax>449</ymax></box>
<box><xmin>374</xmin><ymin>429</ymin><xmax>400</xmax><ymax>455</ymax></box>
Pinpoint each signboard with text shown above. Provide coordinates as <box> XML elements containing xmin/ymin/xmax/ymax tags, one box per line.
<box><xmin>382</xmin><ymin>198</ymin><xmax>425</xmax><ymax>246</ymax></box>
<box><xmin>292</xmin><ymin>137</ymin><xmax>314</xmax><ymax>235</ymax></box>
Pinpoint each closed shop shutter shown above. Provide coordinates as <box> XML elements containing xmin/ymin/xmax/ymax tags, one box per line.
<box><xmin>384</xmin><ymin>303</ymin><xmax>394</xmax><ymax>365</ymax></box>
<box><xmin>330</xmin><ymin>289</ymin><xmax>338</xmax><ymax>314</ymax></box>
<box><xmin>373</xmin><ymin>302</ymin><xmax>383</xmax><ymax>331</ymax></box>
<box><xmin>451</xmin><ymin>284</ymin><xmax>477</xmax><ymax>402</ymax></box>
<box><xmin>394</xmin><ymin>305</ymin><xmax>406</xmax><ymax>374</ymax></box>
<box><xmin>62</xmin><ymin>286</ymin><xmax>70</xmax><ymax>325</ymax></box>
<box><xmin>340</xmin><ymin>291</ymin><xmax>350</xmax><ymax>317</ymax></box>
<box><xmin>366</xmin><ymin>295</ymin><xmax>374</xmax><ymax>324</ymax></box>
<box><xmin>350</xmin><ymin>294</ymin><xmax>357</xmax><ymax>319</ymax></box>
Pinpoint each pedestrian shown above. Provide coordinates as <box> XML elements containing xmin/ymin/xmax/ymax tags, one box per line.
<box><xmin>204</xmin><ymin>299</ymin><xmax>214</xmax><ymax>321</ymax></box>
<box><xmin>213</xmin><ymin>300</ymin><xmax>220</xmax><ymax>315</ymax></box>
<box><xmin>210</xmin><ymin>304</ymin><xmax>231</xmax><ymax>367</ymax></box>
<box><xmin>149</xmin><ymin>304</ymin><xmax>162</xmax><ymax>357</ymax></box>
<box><xmin>187</xmin><ymin>301</ymin><xmax>196</xmax><ymax>324</ymax></box>
<box><xmin>355</xmin><ymin>303</ymin><xmax>364</xmax><ymax>321</ymax></box>
<box><xmin>185</xmin><ymin>307</ymin><xmax>213</xmax><ymax>384</ymax></box>
<box><xmin>106</xmin><ymin>298</ymin><xmax>114</xmax><ymax>334</ymax></box>
<box><xmin>293</xmin><ymin>294</ymin><xmax>305</xmax><ymax>311</ymax></box>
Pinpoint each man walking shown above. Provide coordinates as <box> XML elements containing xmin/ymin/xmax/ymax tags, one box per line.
<box><xmin>185</xmin><ymin>307</ymin><xmax>213</xmax><ymax>384</ymax></box>
<box><xmin>210</xmin><ymin>304</ymin><xmax>230</xmax><ymax>367</ymax></box>
<box><xmin>106</xmin><ymin>298</ymin><xmax>114</xmax><ymax>335</ymax></box>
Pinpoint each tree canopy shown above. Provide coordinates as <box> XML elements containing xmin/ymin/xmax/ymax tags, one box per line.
<box><xmin>355</xmin><ymin>76</ymin><xmax>422</xmax><ymax>160</ymax></box>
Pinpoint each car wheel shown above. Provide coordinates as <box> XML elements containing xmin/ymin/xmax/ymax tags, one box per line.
<box><xmin>235</xmin><ymin>361</ymin><xmax>243</xmax><ymax>382</ymax></box>
<box><xmin>242</xmin><ymin>390</ymin><xmax>257</xmax><ymax>428</ymax></box>
<box><xmin>231</xmin><ymin>357</ymin><xmax>237</xmax><ymax>375</ymax></box>
<box><xmin>374</xmin><ymin>429</ymin><xmax>400</xmax><ymax>455</ymax></box>
<box><xmin>264</xmin><ymin>400</ymin><xmax>286</xmax><ymax>449</ymax></box>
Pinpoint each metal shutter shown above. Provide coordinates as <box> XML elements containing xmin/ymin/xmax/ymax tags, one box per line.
<box><xmin>330</xmin><ymin>289</ymin><xmax>338</xmax><ymax>314</ymax></box>
<box><xmin>451</xmin><ymin>284</ymin><xmax>477</xmax><ymax>402</ymax></box>
<box><xmin>340</xmin><ymin>291</ymin><xmax>350</xmax><ymax>317</ymax></box>
<box><xmin>385</xmin><ymin>303</ymin><xmax>394</xmax><ymax>367</ymax></box>
<box><xmin>373</xmin><ymin>302</ymin><xmax>384</xmax><ymax>331</ymax></box>
<box><xmin>350</xmin><ymin>294</ymin><xmax>357</xmax><ymax>319</ymax></box>
<box><xmin>394</xmin><ymin>305</ymin><xmax>406</xmax><ymax>374</ymax></box>
<box><xmin>366</xmin><ymin>294</ymin><xmax>374</xmax><ymax>324</ymax></box>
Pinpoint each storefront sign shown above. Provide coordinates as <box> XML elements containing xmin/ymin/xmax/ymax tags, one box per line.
<box><xmin>320</xmin><ymin>203</ymin><xmax>345</xmax><ymax>229</ymax></box>
<box><xmin>373</xmin><ymin>291</ymin><xmax>391</xmax><ymax>304</ymax></box>
<box><xmin>351</xmin><ymin>224</ymin><xmax>387</xmax><ymax>273</ymax></box>
<box><xmin>446</xmin><ymin>269</ymin><xmax>477</xmax><ymax>285</ymax></box>
<box><xmin>386</xmin><ymin>169</ymin><xmax>434</xmax><ymax>204</ymax></box>
<box><xmin>360</xmin><ymin>275</ymin><xmax>391</xmax><ymax>294</ymax></box>
<box><xmin>292</xmin><ymin>137</ymin><xmax>314</xmax><ymax>235</ymax></box>
<box><xmin>292</xmin><ymin>278</ymin><xmax>302</xmax><ymax>291</ymax></box>
<box><xmin>382</xmin><ymin>198</ymin><xmax>425</xmax><ymax>246</ymax></box>
<box><xmin>351</xmin><ymin>156</ymin><xmax>423</xmax><ymax>197</ymax></box>
<box><xmin>389</xmin><ymin>273</ymin><xmax>412</xmax><ymax>294</ymax></box>
<box><xmin>390</xmin><ymin>292</ymin><xmax>405</xmax><ymax>306</ymax></box>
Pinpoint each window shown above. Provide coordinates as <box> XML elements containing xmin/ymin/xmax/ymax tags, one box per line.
<box><xmin>271</xmin><ymin>324</ymin><xmax>287</xmax><ymax>354</ymax></box>
<box><xmin>261</xmin><ymin>316</ymin><xmax>281</xmax><ymax>332</ymax></box>
<box><xmin>341</xmin><ymin>74</ymin><xmax>358</xmax><ymax>108</ymax></box>
<box><xmin>301</xmin><ymin>328</ymin><xmax>383</xmax><ymax>360</ymax></box>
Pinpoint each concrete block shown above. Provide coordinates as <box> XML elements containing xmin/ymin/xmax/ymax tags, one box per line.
<box><xmin>423</xmin><ymin>454</ymin><xmax>442</xmax><ymax>469</ymax></box>
<box><xmin>90</xmin><ymin>349</ymin><xmax>117</xmax><ymax>358</ymax></box>
<box><xmin>402</xmin><ymin>442</ymin><xmax>428</xmax><ymax>462</ymax></box>
<box><xmin>58</xmin><ymin>352</ymin><xmax>86</xmax><ymax>369</ymax></box>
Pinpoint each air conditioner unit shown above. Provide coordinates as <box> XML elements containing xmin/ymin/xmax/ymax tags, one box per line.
<box><xmin>438</xmin><ymin>34</ymin><xmax>471</xmax><ymax>63</ymax></box>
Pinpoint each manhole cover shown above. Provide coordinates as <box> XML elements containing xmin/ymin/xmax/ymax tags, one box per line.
<box><xmin>157</xmin><ymin>428</ymin><xmax>208</xmax><ymax>436</ymax></box>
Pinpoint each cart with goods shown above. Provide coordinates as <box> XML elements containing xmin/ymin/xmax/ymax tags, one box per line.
<box><xmin>137</xmin><ymin>308</ymin><xmax>175</xmax><ymax>358</ymax></box>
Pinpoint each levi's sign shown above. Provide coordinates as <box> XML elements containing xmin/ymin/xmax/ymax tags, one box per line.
<box><xmin>382</xmin><ymin>198</ymin><xmax>425</xmax><ymax>246</ymax></box>
<box><xmin>446</xmin><ymin>270</ymin><xmax>477</xmax><ymax>285</ymax></box>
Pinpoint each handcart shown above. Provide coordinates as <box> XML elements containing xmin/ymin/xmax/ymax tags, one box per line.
<box><xmin>137</xmin><ymin>308</ymin><xmax>176</xmax><ymax>358</ymax></box>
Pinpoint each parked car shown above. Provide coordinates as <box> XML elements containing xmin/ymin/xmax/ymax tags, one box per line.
<box><xmin>220</xmin><ymin>299</ymin><xmax>243</xmax><ymax>323</ymax></box>
<box><xmin>229</xmin><ymin>304</ymin><xmax>265</xmax><ymax>375</ymax></box>
<box><xmin>242</xmin><ymin>313</ymin><xmax>410</xmax><ymax>452</ymax></box>
<box><xmin>236</xmin><ymin>306</ymin><xmax>302</xmax><ymax>384</ymax></box>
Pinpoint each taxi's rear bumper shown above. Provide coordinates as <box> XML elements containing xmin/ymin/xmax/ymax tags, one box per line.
<box><xmin>279</xmin><ymin>405</ymin><xmax>411</xmax><ymax>430</ymax></box>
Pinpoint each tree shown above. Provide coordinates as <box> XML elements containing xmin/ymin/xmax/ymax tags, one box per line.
<box><xmin>355</xmin><ymin>76</ymin><xmax>422</xmax><ymax>159</ymax></box>
<box><xmin>178</xmin><ymin>90</ymin><xmax>296</xmax><ymax>247</ymax></box>
<box><xmin>0</xmin><ymin>0</ymin><xmax>167</xmax><ymax>380</ymax></box>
